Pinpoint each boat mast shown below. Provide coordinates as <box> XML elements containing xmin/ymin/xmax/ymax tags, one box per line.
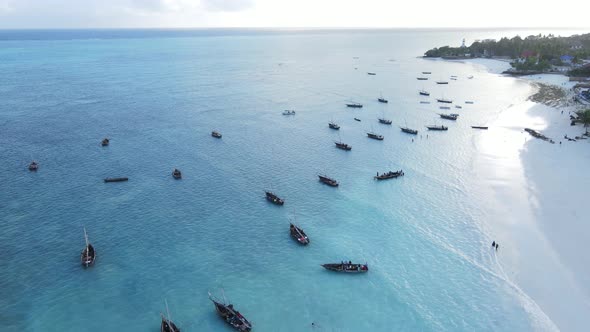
<box><xmin>165</xmin><ymin>299</ymin><xmax>172</xmax><ymax>325</ymax></box>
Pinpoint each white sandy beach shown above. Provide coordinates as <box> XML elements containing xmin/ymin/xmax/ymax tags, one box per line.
<box><xmin>472</xmin><ymin>63</ymin><xmax>590</xmax><ymax>331</ymax></box>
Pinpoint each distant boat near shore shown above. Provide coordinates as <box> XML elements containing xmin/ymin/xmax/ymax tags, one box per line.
<box><xmin>419</xmin><ymin>90</ymin><xmax>430</xmax><ymax>96</ymax></box>
<box><xmin>465</xmin><ymin>101</ymin><xmax>474</xmax><ymax>104</ymax></box>
<box><xmin>282</xmin><ymin>110</ymin><xmax>296</xmax><ymax>115</ymax></box>
<box><xmin>104</xmin><ymin>177</ymin><xmax>128</xmax><ymax>183</ymax></box>
<box><xmin>437</xmin><ymin>98</ymin><xmax>452</xmax><ymax>103</ymax></box>
<box><xmin>401</xmin><ymin>126</ymin><xmax>418</xmax><ymax>135</ymax></box>
<box><xmin>436</xmin><ymin>81</ymin><xmax>449</xmax><ymax>84</ymax></box>
<box><xmin>426</xmin><ymin>125</ymin><xmax>448</xmax><ymax>131</ymax></box>
<box><xmin>471</xmin><ymin>126</ymin><xmax>488</xmax><ymax>130</ymax></box>
<box><xmin>346</xmin><ymin>102</ymin><xmax>363</xmax><ymax>108</ymax></box>
<box><xmin>439</xmin><ymin>113</ymin><xmax>459</xmax><ymax>120</ymax></box>
<box><xmin>417</xmin><ymin>77</ymin><xmax>428</xmax><ymax>80</ymax></box>
<box><xmin>422</xmin><ymin>71</ymin><xmax>432</xmax><ymax>74</ymax></box>
<box><xmin>367</xmin><ymin>72</ymin><xmax>376</xmax><ymax>75</ymax></box>
<box><xmin>329</xmin><ymin>121</ymin><xmax>340</xmax><ymax>130</ymax></box>
<box><xmin>367</xmin><ymin>131</ymin><xmax>384</xmax><ymax>140</ymax></box>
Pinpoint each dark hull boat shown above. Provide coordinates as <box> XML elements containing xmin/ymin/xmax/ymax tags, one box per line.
<box><xmin>417</xmin><ymin>77</ymin><xmax>428</xmax><ymax>80</ymax></box>
<box><xmin>101</xmin><ymin>138</ymin><xmax>109</xmax><ymax>146</ymax></box>
<box><xmin>172</xmin><ymin>169</ymin><xmax>182</xmax><ymax>179</ymax></box>
<box><xmin>354</xmin><ymin>118</ymin><xmax>361</xmax><ymax>122</ymax></box>
<box><xmin>265</xmin><ymin>191</ymin><xmax>284</xmax><ymax>205</ymax></box>
<box><xmin>329</xmin><ymin>122</ymin><xmax>340</xmax><ymax>130</ymax></box>
<box><xmin>212</xmin><ymin>131</ymin><xmax>222</xmax><ymax>138</ymax></box>
<box><xmin>465</xmin><ymin>101</ymin><xmax>475</xmax><ymax>104</ymax></box>
<box><xmin>81</xmin><ymin>228</ymin><xmax>95</xmax><ymax>267</ymax></box>
<box><xmin>367</xmin><ymin>132</ymin><xmax>384</xmax><ymax>140</ymax></box>
<box><xmin>378</xmin><ymin>118</ymin><xmax>392</xmax><ymax>125</ymax></box>
<box><xmin>104</xmin><ymin>177</ymin><xmax>128</xmax><ymax>183</ymax></box>
<box><xmin>161</xmin><ymin>317</ymin><xmax>180</xmax><ymax>332</ymax></box>
<box><xmin>436</xmin><ymin>81</ymin><xmax>448</xmax><ymax>84</ymax></box>
<box><xmin>374</xmin><ymin>170</ymin><xmax>404</xmax><ymax>180</ymax></box>
<box><xmin>422</xmin><ymin>71</ymin><xmax>432</xmax><ymax>74</ymax></box>
<box><xmin>335</xmin><ymin>141</ymin><xmax>352</xmax><ymax>150</ymax></box>
<box><xmin>471</xmin><ymin>126</ymin><xmax>489</xmax><ymax>130</ymax></box>
<box><xmin>322</xmin><ymin>262</ymin><xmax>368</xmax><ymax>273</ymax></box>
<box><xmin>400</xmin><ymin>127</ymin><xmax>418</xmax><ymax>135</ymax></box>
<box><xmin>426</xmin><ymin>125</ymin><xmax>448</xmax><ymax>131</ymax></box>
<box><xmin>437</xmin><ymin>98</ymin><xmax>452</xmax><ymax>104</ymax></box>
<box><xmin>367</xmin><ymin>72</ymin><xmax>376</xmax><ymax>75</ymax></box>
<box><xmin>290</xmin><ymin>223</ymin><xmax>309</xmax><ymax>245</ymax></box>
<box><xmin>419</xmin><ymin>90</ymin><xmax>430</xmax><ymax>96</ymax></box>
<box><xmin>346</xmin><ymin>103</ymin><xmax>363</xmax><ymax>108</ymax></box>
<box><xmin>209</xmin><ymin>294</ymin><xmax>252</xmax><ymax>332</ymax></box>
<box><xmin>28</xmin><ymin>161</ymin><xmax>39</xmax><ymax>171</ymax></box>
<box><xmin>439</xmin><ymin>113</ymin><xmax>458</xmax><ymax>120</ymax></box>
<box><xmin>378</xmin><ymin>98</ymin><xmax>388</xmax><ymax>103</ymax></box>
<box><xmin>318</xmin><ymin>175</ymin><xmax>339</xmax><ymax>187</ymax></box>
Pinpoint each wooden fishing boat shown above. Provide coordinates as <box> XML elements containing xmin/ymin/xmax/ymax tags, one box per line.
<box><xmin>471</xmin><ymin>126</ymin><xmax>489</xmax><ymax>130</ymax></box>
<box><xmin>81</xmin><ymin>228</ymin><xmax>95</xmax><ymax>267</ymax></box>
<box><xmin>378</xmin><ymin>118</ymin><xmax>392</xmax><ymax>125</ymax></box>
<box><xmin>400</xmin><ymin>127</ymin><xmax>418</xmax><ymax>135</ymax></box>
<box><xmin>265</xmin><ymin>191</ymin><xmax>284</xmax><ymax>205</ymax></box>
<box><xmin>104</xmin><ymin>177</ymin><xmax>128</xmax><ymax>183</ymax></box>
<box><xmin>346</xmin><ymin>103</ymin><xmax>363</xmax><ymax>108</ymax></box>
<box><xmin>334</xmin><ymin>141</ymin><xmax>352</xmax><ymax>150</ymax></box>
<box><xmin>321</xmin><ymin>262</ymin><xmax>368</xmax><ymax>273</ymax></box>
<box><xmin>417</xmin><ymin>77</ymin><xmax>428</xmax><ymax>80</ymax></box>
<box><xmin>367</xmin><ymin>132</ymin><xmax>384</xmax><ymax>140</ymax></box>
<box><xmin>329</xmin><ymin>122</ymin><xmax>340</xmax><ymax>130</ymax></box>
<box><xmin>172</xmin><ymin>169</ymin><xmax>182</xmax><ymax>179</ymax></box>
<box><xmin>439</xmin><ymin>113</ymin><xmax>458</xmax><ymax>120</ymax></box>
<box><xmin>437</xmin><ymin>98</ymin><xmax>452</xmax><ymax>104</ymax></box>
<box><xmin>354</xmin><ymin>118</ymin><xmax>361</xmax><ymax>122</ymax></box>
<box><xmin>101</xmin><ymin>138</ymin><xmax>109</xmax><ymax>146</ymax></box>
<box><xmin>318</xmin><ymin>174</ymin><xmax>339</xmax><ymax>187</ymax></box>
<box><xmin>28</xmin><ymin>161</ymin><xmax>39</xmax><ymax>171</ymax></box>
<box><xmin>419</xmin><ymin>90</ymin><xmax>430</xmax><ymax>96</ymax></box>
<box><xmin>378</xmin><ymin>97</ymin><xmax>388</xmax><ymax>103</ymax></box>
<box><xmin>209</xmin><ymin>292</ymin><xmax>252</xmax><ymax>332</ymax></box>
<box><xmin>426</xmin><ymin>125</ymin><xmax>448</xmax><ymax>131</ymax></box>
<box><xmin>436</xmin><ymin>81</ymin><xmax>448</xmax><ymax>84</ymax></box>
<box><xmin>212</xmin><ymin>131</ymin><xmax>222</xmax><ymax>138</ymax></box>
<box><xmin>290</xmin><ymin>223</ymin><xmax>309</xmax><ymax>245</ymax></box>
<box><xmin>374</xmin><ymin>170</ymin><xmax>404</xmax><ymax>180</ymax></box>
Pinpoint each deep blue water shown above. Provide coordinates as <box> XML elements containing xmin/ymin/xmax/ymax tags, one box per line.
<box><xmin>0</xmin><ymin>29</ymin><xmax>578</xmax><ymax>331</ymax></box>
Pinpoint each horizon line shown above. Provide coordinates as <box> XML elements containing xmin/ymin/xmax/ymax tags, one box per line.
<box><xmin>0</xmin><ymin>26</ymin><xmax>589</xmax><ymax>31</ymax></box>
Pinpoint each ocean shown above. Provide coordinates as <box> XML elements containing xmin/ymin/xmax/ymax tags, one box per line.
<box><xmin>0</xmin><ymin>28</ymin><xmax>582</xmax><ymax>331</ymax></box>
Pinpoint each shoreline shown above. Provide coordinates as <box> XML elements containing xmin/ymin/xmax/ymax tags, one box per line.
<box><xmin>470</xmin><ymin>58</ymin><xmax>590</xmax><ymax>331</ymax></box>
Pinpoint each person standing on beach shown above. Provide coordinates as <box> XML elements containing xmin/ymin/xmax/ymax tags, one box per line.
<box><xmin>492</xmin><ymin>241</ymin><xmax>496</xmax><ymax>248</ymax></box>
<box><xmin>496</xmin><ymin>243</ymin><xmax>499</xmax><ymax>251</ymax></box>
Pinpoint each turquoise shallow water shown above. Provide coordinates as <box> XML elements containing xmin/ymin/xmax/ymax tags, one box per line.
<box><xmin>0</xmin><ymin>29</ymin><xmax>578</xmax><ymax>331</ymax></box>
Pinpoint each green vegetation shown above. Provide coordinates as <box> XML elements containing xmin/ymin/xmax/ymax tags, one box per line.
<box><xmin>577</xmin><ymin>109</ymin><xmax>590</xmax><ymax>129</ymax></box>
<box><xmin>424</xmin><ymin>33</ymin><xmax>590</xmax><ymax>74</ymax></box>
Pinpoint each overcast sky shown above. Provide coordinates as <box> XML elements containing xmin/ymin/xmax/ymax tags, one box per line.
<box><xmin>0</xmin><ymin>0</ymin><xmax>589</xmax><ymax>29</ymax></box>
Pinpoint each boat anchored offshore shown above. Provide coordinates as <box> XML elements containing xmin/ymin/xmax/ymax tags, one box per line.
<box><xmin>419</xmin><ymin>90</ymin><xmax>430</xmax><ymax>96</ymax></box>
<box><xmin>265</xmin><ymin>191</ymin><xmax>284</xmax><ymax>205</ymax></box>
<box><xmin>400</xmin><ymin>126</ymin><xmax>418</xmax><ymax>135</ymax></box>
<box><xmin>436</xmin><ymin>81</ymin><xmax>449</xmax><ymax>84</ymax></box>
<box><xmin>318</xmin><ymin>174</ymin><xmax>339</xmax><ymax>187</ymax></box>
<box><xmin>367</xmin><ymin>131</ymin><xmax>384</xmax><ymax>140</ymax></box>
<box><xmin>282</xmin><ymin>110</ymin><xmax>296</xmax><ymax>115</ymax></box>
<box><xmin>374</xmin><ymin>170</ymin><xmax>404</xmax><ymax>180</ymax></box>
<box><xmin>422</xmin><ymin>71</ymin><xmax>432</xmax><ymax>74</ymax></box>
<box><xmin>367</xmin><ymin>72</ymin><xmax>376</xmax><ymax>75</ymax></box>
<box><xmin>437</xmin><ymin>98</ymin><xmax>452</xmax><ymax>104</ymax></box>
<box><xmin>378</xmin><ymin>93</ymin><xmax>388</xmax><ymax>103</ymax></box>
<box><xmin>329</xmin><ymin>121</ymin><xmax>340</xmax><ymax>130</ymax></box>
<box><xmin>101</xmin><ymin>138</ymin><xmax>109</xmax><ymax>146</ymax></box>
<box><xmin>172</xmin><ymin>169</ymin><xmax>182</xmax><ymax>179</ymax></box>
<box><xmin>290</xmin><ymin>223</ymin><xmax>309</xmax><ymax>245</ymax></box>
<box><xmin>334</xmin><ymin>141</ymin><xmax>352</xmax><ymax>150</ymax></box>
<box><xmin>417</xmin><ymin>77</ymin><xmax>428</xmax><ymax>80</ymax></box>
<box><xmin>161</xmin><ymin>300</ymin><xmax>180</xmax><ymax>332</ymax></box>
<box><xmin>28</xmin><ymin>161</ymin><xmax>39</xmax><ymax>171</ymax></box>
<box><xmin>354</xmin><ymin>117</ymin><xmax>361</xmax><ymax>122</ymax></box>
<box><xmin>322</xmin><ymin>261</ymin><xmax>368</xmax><ymax>273</ymax></box>
<box><xmin>209</xmin><ymin>292</ymin><xmax>252</xmax><ymax>332</ymax></box>
<box><xmin>426</xmin><ymin>125</ymin><xmax>448</xmax><ymax>131</ymax></box>
<box><xmin>81</xmin><ymin>228</ymin><xmax>95</xmax><ymax>267</ymax></box>
<box><xmin>104</xmin><ymin>177</ymin><xmax>128</xmax><ymax>183</ymax></box>
<box><xmin>346</xmin><ymin>102</ymin><xmax>363</xmax><ymax>108</ymax></box>
<box><xmin>439</xmin><ymin>113</ymin><xmax>459</xmax><ymax>120</ymax></box>
<box><xmin>378</xmin><ymin>118</ymin><xmax>392</xmax><ymax>125</ymax></box>
<box><xmin>471</xmin><ymin>126</ymin><xmax>489</xmax><ymax>130</ymax></box>
<box><xmin>212</xmin><ymin>131</ymin><xmax>222</xmax><ymax>138</ymax></box>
